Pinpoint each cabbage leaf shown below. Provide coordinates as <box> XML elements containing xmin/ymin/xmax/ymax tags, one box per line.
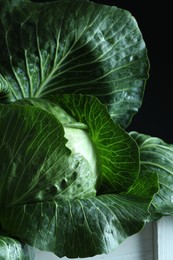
<box><xmin>0</xmin><ymin>0</ymin><xmax>149</xmax><ymax>128</ymax></box>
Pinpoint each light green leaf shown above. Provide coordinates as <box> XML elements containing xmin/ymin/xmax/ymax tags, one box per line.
<box><xmin>17</xmin><ymin>94</ymin><xmax>140</xmax><ymax>193</ymax></box>
<box><xmin>130</xmin><ymin>131</ymin><xmax>173</xmax><ymax>217</ymax></box>
<box><xmin>51</xmin><ymin>94</ymin><xmax>141</xmax><ymax>193</ymax></box>
<box><xmin>0</xmin><ymin>236</ymin><xmax>34</xmax><ymax>260</ymax></box>
<box><xmin>0</xmin><ymin>0</ymin><xmax>149</xmax><ymax>127</ymax></box>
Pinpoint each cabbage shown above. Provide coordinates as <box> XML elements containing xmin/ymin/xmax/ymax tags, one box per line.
<box><xmin>0</xmin><ymin>0</ymin><xmax>171</xmax><ymax>259</ymax></box>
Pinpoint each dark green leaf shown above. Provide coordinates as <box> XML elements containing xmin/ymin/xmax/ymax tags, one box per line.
<box><xmin>130</xmin><ymin>131</ymin><xmax>173</xmax><ymax>218</ymax></box>
<box><xmin>0</xmin><ymin>174</ymin><xmax>157</xmax><ymax>259</ymax></box>
<box><xmin>0</xmin><ymin>0</ymin><xmax>149</xmax><ymax>127</ymax></box>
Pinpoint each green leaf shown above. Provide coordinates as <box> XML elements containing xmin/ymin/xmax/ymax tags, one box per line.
<box><xmin>0</xmin><ymin>236</ymin><xmax>34</xmax><ymax>260</ymax></box>
<box><xmin>0</xmin><ymin>176</ymin><xmax>157</xmax><ymax>259</ymax></box>
<box><xmin>52</xmin><ymin>94</ymin><xmax>141</xmax><ymax>193</ymax></box>
<box><xmin>17</xmin><ymin>94</ymin><xmax>140</xmax><ymax>193</ymax></box>
<box><xmin>0</xmin><ymin>0</ymin><xmax>149</xmax><ymax>127</ymax></box>
<box><xmin>0</xmin><ymin>103</ymin><xmax>97</xmax><ymax>207</ymax></box>
<box><xmin>130</xmin><ymin>131</ymin><xmax>173</xmax><ymax>218</ymax></box>
<box><xmin>0</xmin><ymin>75</ymin><xmax>10</xmax><ymax>103</ymax></box>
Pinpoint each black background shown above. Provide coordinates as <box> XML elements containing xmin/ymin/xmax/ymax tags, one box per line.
<box><xmin>92</xmin><ymin>1</ymin><xmax>172</xmax><ymax>143</ymax></box>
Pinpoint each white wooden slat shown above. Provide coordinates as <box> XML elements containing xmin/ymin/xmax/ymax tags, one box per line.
<box><xmin>35</xmin><ymin>222</ymin><xmax>153</xmax><ymax>260</ymax></box>
<box><xmin>154</xmin><ymin>216</ymin><xmax>173</xmax><ymax>260</ymax></box>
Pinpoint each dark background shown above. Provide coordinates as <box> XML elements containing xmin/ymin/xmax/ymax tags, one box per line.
<box><xmin>92</xmin><ymin>1</ymin><xmax>172</xmax><ymax>143</ymax></box>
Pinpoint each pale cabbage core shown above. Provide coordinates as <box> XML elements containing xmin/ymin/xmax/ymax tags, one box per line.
<box><xmin>64</xmin><ymin>126</ymin><xmax>100</xmax><ymax>178</ymax></box>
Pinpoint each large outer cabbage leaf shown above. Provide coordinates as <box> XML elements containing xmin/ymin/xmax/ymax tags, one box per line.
<box><xmin>0</xmin><ymin>0</ymin><xmax>149</xmax><ymax>128</ymax></box>
<box><xmin>0</xmin><ymin>176</ymin><xmax>158</xmax><ymax>258</ymax></box>
<box><xmin>130</xmin><ymin>131</ymin><xmax>173</xmax><ymax>219</ymax></box>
